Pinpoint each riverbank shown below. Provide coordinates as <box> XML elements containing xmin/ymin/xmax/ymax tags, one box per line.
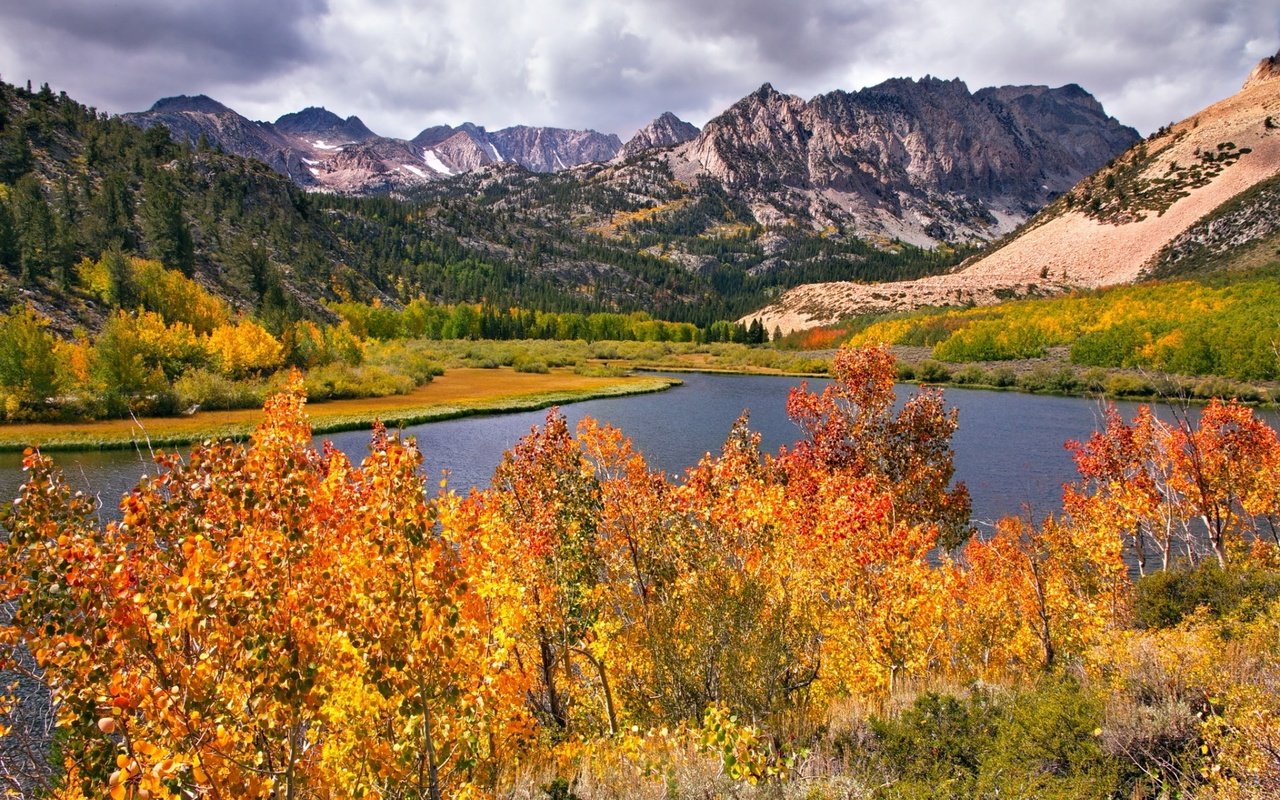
<box><xmin>629</xmin><ymin>344</ymin><xmax>1278</xmax><ymax>406</ymax></box>
<box><xmin>0</xmin><ymin>368</ymin><xmax>679</xmax><ymax>451</ymax></box>
<box><xmin>886</xmin><ymin>345</ymin><xmax>1280</xmax><ymax>406</ymax></box>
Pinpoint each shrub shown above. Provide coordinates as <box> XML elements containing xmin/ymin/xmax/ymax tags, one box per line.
<box><xmin>173</xmin><ymin>369</ymin><xmax>267</xmax><ymax>411</ymax></box>
<box><xmin>1018</xmin><ymin>366</ymin><xmax>1079</xmax><ymax>394</ymax></box>
<box><xmin>304</xmin><ymin>363</ymin><xmax>415</xmax><ymax>401</ymax></box>
<box><xmin>974</xmin><ymin>679</ymin><xmax>1121</xmax><ymax>799</ymax></box>
<box><xmin>870</xmin><ymin>691</ymin><xmax>997</xmax><ymax>795</ymax></box>
<box><xmin>513</xmin><ymin>357</ymin><xmax>550</xmax><ymax>374</ymax></box>
<box><xmin>574</xmin><ymin>363</ymin><xmax>628</xmax><ymax>378</ymax></box>
<box><xmin>1134</xmin><ymin>562</ymin><xmax>1280</xmax><ymax>629</ymax></box>
<box><xmin>916</xmin><ymin>360</ymin><xmax>951</xmax><ymax>383</ymax></box>
<box><xmin>989</xmin><ymin>367</ymin><xmax>1017</xmax><ymax>388</ymax></box>
<box><xmin>1104</xmin><ymin>374</ymin><xmax>1156</xmax><ymax>397</ymax></box>
<box><xmin>951</xmin><ymin>365</ymin><xmax>990</xmax><ymax>386</ymax></box>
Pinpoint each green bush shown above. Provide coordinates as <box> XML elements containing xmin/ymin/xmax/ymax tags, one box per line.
<box><xmin>871</xmin><ymin>691</ymin><xmax>997</xmax><ymax>797</ymax></box>
<box><xmin>1104</xmin><ymin>374</ymin><xmax>1156</xmax><ymax>397</ymax></box>
<box><xmin>867</xmin><ymin>681</ymin><xmax>1161</xmax><ymax>800</ymax></box>
<box><xmin>173</xmin><ymin>369</ymin><xmax>267</xmax><ymax>411</ymax></box>
<box><xmin>1134</xmin><ymin>562</ymin><xmax>1280</xmax><ymax>629</ymax></box>
<box><xmin>916</xmin><ymin>360</ymin><xmax>952</xmax><ymax>383</ymax></box>
<box><xmin>574</xmin><ymin>363</ymin><xmax>628</xmax><ymax>377</ymax></box>
<box><xmin>989</xmin><ymin>367</ymin><xmax>1017</xmax><ymax>388</ymax></box>
<box><xmin>513</xmin><ymin>359</ymin><xmax>549</xmax><ymax>374</ymax></box>
<box><xmin>304</xmin><ymin>363</ymin><xmax>416</xmax><ymax>400</ymax></box>
<box><xmin>951</xmin><ymin>365</ymin><xmax>991</xmax><ymax>386</ymax></box>
<box><xmin>974</xmin><ymin>679</ymin><xmax>1121</xmax><ymax>800</ymax></box>
<box><xmin>1017</xmin><ymin>366</ymin><xmax>1079</xmax><ymax>394</ymax></box>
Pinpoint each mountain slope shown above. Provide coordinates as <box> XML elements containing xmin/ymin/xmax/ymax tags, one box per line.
<box><xmin>745</xmin><ymin>52</ymin><xmax>1280</xmax><ymax>334</ymax></box>
<box><xmin>0</xmin><ymin>80</ymin><xmax>747</xmax><ymax>336</ymax></box>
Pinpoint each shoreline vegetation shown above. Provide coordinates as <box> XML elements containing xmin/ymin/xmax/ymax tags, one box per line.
<box><xmin>0</xmin><ymin>368</ymin><xmax>679</xmax><ymax>451</ymax></box>
<box><xmin>4</xmin><ymin>334</ymin><xmax>1278</xmax><ymax>451</ymax></box>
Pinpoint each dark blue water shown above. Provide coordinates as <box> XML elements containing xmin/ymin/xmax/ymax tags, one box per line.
<box><xmin>0</xmin><ymin>374</ymin><xmax>1264</xmax><ymax>532</ymax></box>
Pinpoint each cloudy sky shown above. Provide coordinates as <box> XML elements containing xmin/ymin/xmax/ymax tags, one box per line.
<box><xmin>0</xmin><ymin>0</ymin><xmax>1274</xmax><ymax>139</ymax></box>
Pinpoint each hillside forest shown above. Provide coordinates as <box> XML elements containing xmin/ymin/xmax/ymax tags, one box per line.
<box><xmin>3</xmin><ymin>345</ymin><xmax>1280</xmax><ymax>799</ymax></box>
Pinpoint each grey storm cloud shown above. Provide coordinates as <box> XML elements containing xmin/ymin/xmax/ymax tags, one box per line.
<box><xmin>0</xmin><ymin>0</ymin><xmax>325</xmax><ymax>112</ymax></box>
<box><xmin>0</xmin><ymin>0</ymin><xmax>1274</xmax><ymax>139</ymax></box>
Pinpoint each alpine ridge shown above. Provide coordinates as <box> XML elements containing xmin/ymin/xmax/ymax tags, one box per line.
<box><xmin>123</xmin><ymin>99</ymin><xmax>624</xmax><ymax>194</ymax></box>
<box><xmin>123</xmin><ymin>75</ymin><xmax>1134</xmax><ymax>238</ymax></box>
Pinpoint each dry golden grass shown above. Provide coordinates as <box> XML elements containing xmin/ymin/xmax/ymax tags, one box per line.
<box><xmin>0</xmin><ymin>368</ymin><xmax>677</xmax><ymax>451</ymax></box>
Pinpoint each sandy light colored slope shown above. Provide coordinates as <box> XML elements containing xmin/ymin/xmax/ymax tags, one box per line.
<box><xmin>748</xmin><ymin>55</ymin><xmax>1280</xmax><ymax>335</ymax></box>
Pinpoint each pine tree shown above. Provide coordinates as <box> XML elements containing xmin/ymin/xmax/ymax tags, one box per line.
<box><xmin>139</xmin><ymin>169</ymin><xmax>194</xmax><ymax>275</ymax></box>
<box><xmin>11</xmin><ymin>174</ymin><xmax>57</xmax><ymax>283</ymax></box>
<box><xmin>0</xmin><ymin>196</ymin><xmax>17</xmax><ymax>272</ymax></box>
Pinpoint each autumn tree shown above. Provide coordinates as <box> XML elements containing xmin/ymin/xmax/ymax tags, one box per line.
<box><xmin>953</xmin><ymin>515</ymin><xmax>1126</xmax><ymax>673</ymax></box>
<box><xmin>781</xmin><ymin>343</ymin><xmax>971</xmax><ymax>548</ymax></box>
<box><xmin>0</xmin><ymin>305</ymin><xmax>62</xmax><ymax>418</ymax></box>
<box><xmin>1</xmin><ymin>378</ymin><xmax>530</xmax><ymax>799</ymax></box>
<box><xmin>479</xmin><ymin>410</ymin><xmax>606</xmax><ymax>734</ymax></box>
<box><xmin>1068</xmin><ymin>400</ymin><xmax>1280</xmax><ymax>570</ymax></box>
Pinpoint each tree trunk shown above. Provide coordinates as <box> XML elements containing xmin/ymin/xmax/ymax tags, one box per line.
<box><xmin>539</xmin><ymin>633</ymin><xmax>567</xmax><ymax>729</ymax></box>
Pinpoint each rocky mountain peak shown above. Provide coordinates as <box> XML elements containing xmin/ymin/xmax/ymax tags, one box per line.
<box><xmin>148</xmin><ymin>95</ymin><xmax>231</xmax><ymax>115</ymax></box>
<box><xmin>673</xmin><ymin>75</ymin><xmax>1137</xmax><ymax>240</ymax></box>
<box><xmin>1244</xmin><ymin>49</ymin><xmax>1280</xmax><ymax>89</ymax></box>
<box><xmin>274</xmin><ymin>106</ymin><xmax>377</xmax><ymax>141</ymax></box>
<box><xmin>618</xmin><ymin>111</ymin><xmax>700</xmax><ymax>160</ymax></box>
<box><xmin>410</xmin><ymin>124</ymin><xmax>457</xmax><ymax>149</ymax></box>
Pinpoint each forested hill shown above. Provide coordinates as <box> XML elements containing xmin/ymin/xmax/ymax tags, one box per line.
<box><xmin>0</xmin><ymin>79</ymin><xmax>965</xmax><ymax>335</ymax></box>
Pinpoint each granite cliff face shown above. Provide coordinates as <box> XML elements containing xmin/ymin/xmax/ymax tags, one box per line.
<box><xmin>670</xmin><ymin>78</ymin><xmax>1138</xmax><ymax>243</ymax></box>
<box><xmin>617</xmin><ymin>112</ymin><xmax>700</xmax><ymax>160</ymax></box>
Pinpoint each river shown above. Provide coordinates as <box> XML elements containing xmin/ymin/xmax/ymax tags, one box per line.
<box><xmin>0</xmin><ymin>373</ymin><xmax>1268</xmax><ymax>533</ymax></box>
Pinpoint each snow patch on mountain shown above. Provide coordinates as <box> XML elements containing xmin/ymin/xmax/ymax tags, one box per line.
<box><xmin>422</xmin><ymin>149</ymin><xmax>455</xmax><ymax>175</ymax></box>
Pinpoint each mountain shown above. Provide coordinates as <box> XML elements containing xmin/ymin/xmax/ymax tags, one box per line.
<box><xmin>273</xmin><ymin>106</ymin><xmax>377</xmax><ymax>142</ymax></box>
<box><xmin>121</xmin><ymin>95</ymin><xmax>297</xmax><ymax>174</ymax></box>
<box><xmin>665</xmin><ymin>78</ymin><xmax>1138</xmax><ymax>243</ymax></box>
<box><xmin>617</xmin><ymin>112</ymin><xmax>700</xmax><ymax>160</ymax></box>
<box><xmin>124</xmin><ymin>99</ymin><xmax>624</xmax><ymax>194</ymax></box>
<box><xmin>742</xmin><ymin>51</ymin><xmax>1280</xmax><ymax>334</ymax></box>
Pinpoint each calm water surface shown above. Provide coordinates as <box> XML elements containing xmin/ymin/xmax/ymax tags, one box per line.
<box><xmin>0</xmin><ymin>373</ymin><xmax>1268</xmax><ymax>532</ymax></box>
